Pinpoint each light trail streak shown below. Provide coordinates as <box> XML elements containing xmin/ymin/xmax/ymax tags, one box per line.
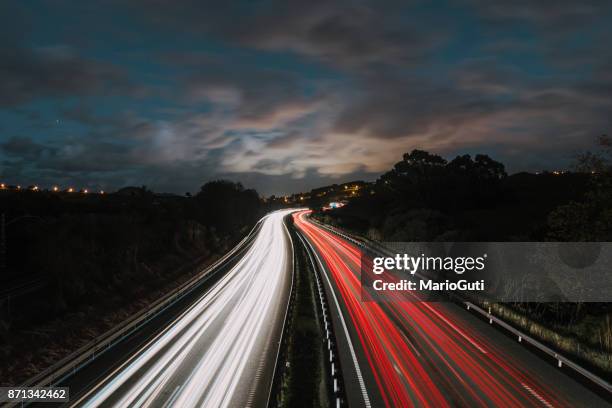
<box><xmin>73</xmin><ymin>210</ymin><xmax>295</xmax><ymax>408</ymax></box>
<box><xmin>294</xmin><ymin>210</ymin><xmax>575</xmax><ymax>408</ymax></box>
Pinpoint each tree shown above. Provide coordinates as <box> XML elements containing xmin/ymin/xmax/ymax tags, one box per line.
<box><xmin>447</xmin><ymin>154</ymin><xmax>475</xmax><ymax>173</ymax></box>
<box><xmin>377</xmin><ymin>150</ymin><xmax>505</xmax><ymax>211</ymax></box>
<box><xmin>474</xmin><ymin>154</ymin><xmax>507</xmax><ymax>179</ymax></box>
<box><xmin>548</xmin><ymin>135</ymin><xmax>612</xmax><ymax>240</ymax></box>
<box><xmin>395</xmin><ymin>149</ymin><xmax>447</xmax><ymax>176</ymax></box>
<box><xmin>195</xmin><ymin>180</ymin><xmax>262</xmax><ymax>235</ymax></box>
<box><xmin>573</xmin><ymin>135</ymin><xmax>611</xmax><ymax>173</ymax></box>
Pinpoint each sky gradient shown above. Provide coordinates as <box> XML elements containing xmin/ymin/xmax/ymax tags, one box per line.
<box><xmin>1</xmin><ymin>1</ymin><xmax>612</xmax><ymax>195</ymax></box>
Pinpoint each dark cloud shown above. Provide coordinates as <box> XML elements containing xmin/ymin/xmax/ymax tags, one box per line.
<box><xmin>184</xmin><ymin>67</ymin><xmax>310</xmax><ymax>121</ymax></box>
<box><xmin>61</xmin><ymin>105</ymin><xmax>110</xmax><ymax>126</ymax></box>
<box><xmin>2</xmin><ymin>1</ymin><xmax>612</xmax><ymax>194</ymax></box>
<box><xmin>468</xmin><ymin>0</ymin><xmax>611</xmax><ymax>25</ymax></box>
<box><xmin>1</xmin><ymin>136</ymin><xmax>48</xmax><ymax>160</ymax></box>
<box><xmin>133</xmin><ymin>0</ymin><xmax>438</xmax><ymax>69</ymax></box>
<box><xmin>0</xmin><ymin>45</ymin><xmax>132</xmax><ymax>107</ymax></box>
<box><xmin>234</xmin><ymin>2</ymin><xmax>436</xmax><ymax>69</ymax></box>
<box><xmin>1</xmin><ymin>134</ymin><xmax>137</xmax><ymax>174</ymax></box>
<box><xmin>266</xmin><ymin>131</ymin><xmax>315</xmax><ymax>149</ymax></box>
<box><xmin>330</xmin><ymin>57</ymin><xmax>612</xmax><ymax>167</ymax></box>
<box><xmin>332</xmin><ymin>73</ymin><xmax>490</xmax><ymax>139</ymax></box>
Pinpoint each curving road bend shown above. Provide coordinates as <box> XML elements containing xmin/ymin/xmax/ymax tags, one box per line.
<box><xmin>71</xmin><ymin>209</ymin><xmax>295</xmax><ymax>408</ymax></box>
<box><xmin>294</xmin><ymin>210</ymin><xmax>612</xmax><ymax>408</ymax></box>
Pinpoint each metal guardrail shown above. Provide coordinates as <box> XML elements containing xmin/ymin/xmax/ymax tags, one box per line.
<box><xmin>296</xmin><ymin>231</ymin><xmax>347</xmax><ymax>408</ymax></box>
<box><xmin>266</xmin><ymin>216</ymin><xmax>297</xmax><ymax>408</ymax></box>
<box><xmin>308</xmin><ymin>218</ymin><xmax>367</xmax><ymax>249</ymax></box>
<box><xmin>464</xmin><ymin>301</ymin><xmax>612</xmax><ymax>394</ymax></box>
<box><xmin>18</xmin><ymin>219</ymin><xmax>264</xmax><ymax>391</ymax></box>
<box><xmin>309</xmin><ymin>215</ymin><xmax>612</xmax><ymax>397</ymax></box>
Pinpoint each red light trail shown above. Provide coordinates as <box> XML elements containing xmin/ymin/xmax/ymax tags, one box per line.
<box><xmin>294</xmin><ymin>210</ymin><xmax>574</xmax><ymax>408</ymax></box>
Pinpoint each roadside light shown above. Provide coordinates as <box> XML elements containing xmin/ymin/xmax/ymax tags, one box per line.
<box><xmin>17</xmin><ymin>185</ymin><xmax>21</xmax><ymax>190</ymax></box>
<box><xmin>100</xmin><ymin>190</ymin><xmax>105</xmax><ymax>195</ymax></box>
<box><xmin>68</xmin><ymin>187</ymin><xmax>74</xmax><ymax>193</ymax></box>
<box><xmin>53</xmin><ymin>186</ymin><xmax>59</xmax><ymax>192</ymax></box>
<box><xmin>83</xmin><ymin>189</ymin><xmax>88</xmax><ymax>194</ymax></box>
<box><xmin>0</xmin><ymin>183</ymin><xmax>5</xmax><ymax>189</ymax></box>
<box><xmin>33</xmin><ymin>186</ymin><xmax>39</xmax><ymax>191</ymax></box>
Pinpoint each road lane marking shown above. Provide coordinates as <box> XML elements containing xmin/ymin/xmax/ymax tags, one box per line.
<box><xmin>163</xmin><ymin>384</ymin><xmax>183</xmax><ymax>408</ymax></box>
<box><xmin>298</xmin><ymin>231</ymin><xmax>372</xmax><ymax>408</ymax></box>
<box><xmin>73</xmin><ymin>210</ymin><xmax>295</xmax><ymax>408</ymax></box>
<box><xmin>521</xmin><ymin>383</ymin><xmax>554</xmax><ymax>408</ymax></box>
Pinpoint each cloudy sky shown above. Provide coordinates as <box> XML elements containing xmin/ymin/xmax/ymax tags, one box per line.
<box><xmin>1</xmin><ymin>1</ymin><xmax>611</xmax><ymax>195</ymax></box>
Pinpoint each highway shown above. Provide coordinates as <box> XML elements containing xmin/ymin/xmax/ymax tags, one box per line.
<box><xmin>64</xmin><ymin>209</ymin><xmax>295</xmax><ymax>408</ymax></box>
<box><xmin>294</xmin><ymin>210</ymin><xmax>612</xmax><ymax>408</ymax></box>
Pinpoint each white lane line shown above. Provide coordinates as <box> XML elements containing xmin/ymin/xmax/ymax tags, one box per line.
<box><xmin>176</xmin><ymin>211</ymin><xmax>292</xmax><ymax>408</ymax></box>
<box><xmin>521</xmin><ymin>383</ymin><xmax>554</xmax><ymax>408</ymax></box>
<box><xmin>298</xmin><ymin>231</ymin><xmax>372</xmax><ymax>408</ymax></box>
<box><xmin>163</xmin><ymin>384</ymin><xmax>183</xmax><ymax>408</ymax></box>
<box><xmin>70</xmin><ymin>230</ymin><xmax>257</xmax><ymax>407</ymax></box>
<box><xmin>261</xmin><ymin>218</ymin><xmax>295</xmax><ymax>408</ymax></box>
<box><xmin>75</xmin><ymin>210</ymin><xmax>294</xmax><ymax>408</ymax></box>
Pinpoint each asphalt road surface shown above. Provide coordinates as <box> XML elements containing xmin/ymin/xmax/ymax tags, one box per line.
<box><xmin>62</xmin><ymin>209</ymin><xmax>295</xmax><ymax>408</ymax></box>
<box><xmin>294</xmin><ymin>210</ymin><xmax>612</xmax><ymax>408</ymax></box>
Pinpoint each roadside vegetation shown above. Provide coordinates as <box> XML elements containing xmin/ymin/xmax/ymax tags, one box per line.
<box><xmin>313</xmin><ymin>136</ymin><xmax>612</xmax><ymax>375</ymax></box>
<box><xmin>0</xmin><ymin>180</ymin><xmax>265</xmax><ymax>385</ymax></box>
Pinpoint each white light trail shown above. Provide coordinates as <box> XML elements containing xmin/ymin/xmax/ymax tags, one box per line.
<box><xmin>74</xmin><ymin>210</ymin><xmax>295</xmax><ymax>408</ymax></box>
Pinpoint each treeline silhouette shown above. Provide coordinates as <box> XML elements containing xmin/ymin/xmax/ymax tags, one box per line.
<box><xmin>0</xmin><ymin>180</ymin><xmax>265</xmax><ymax>384</ymax></box>
<box><xmin>314</xmin><ymin>138</ymin><xmax>612</xmax><ymax>374</ymax></box>
<box><xmin>316</xmin><ymin>149</ymin><xmax>594</xmax><ymax>241</ymax></box>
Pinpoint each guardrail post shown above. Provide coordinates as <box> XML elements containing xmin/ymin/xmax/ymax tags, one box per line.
<box><xmin>313</xmin><ymin>220</ymin><xmax>612</xmax><ymax>397</ymax></box>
